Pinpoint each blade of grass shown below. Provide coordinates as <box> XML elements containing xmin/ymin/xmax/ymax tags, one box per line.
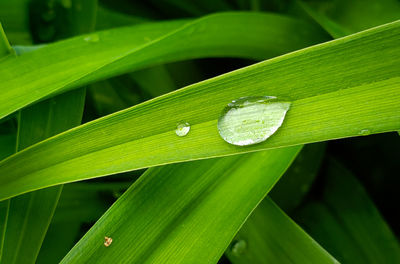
<box><xmin>61</xmin><ymin>146</ymin><xmax>302</xmax><ymax>263</ymax></box>
<box><xmin>0</xmin><ymin>23</ymin><xmax>15</xmax><ymax>263</ymax></box>
<box><xmin>225</xmin><ymin>143</ymin><xmax>327</xmax><ymax>263</ymax></box>
<box><xmin>225</xmin><ymin>197</ymin><xmax>337</xmax><ymax>263</ymax></box>
<box><xmin>295</xmin><ymin>159</ymin><xmax>400</xmax><ymax>263</ymax></box>
<box><xmin>270</xmin><ymin>142</ymin><xmax>326</xmax><ymax>212</ymax></box>
<box><xmin>297</xmin><ymin>0</ymin><xmax>400</xmax><ymax>38</ymax></box>
<box><xmin>0</xmin><ymin>0</ymin><xmax>32</xmax><ymax>45</ymax></box>
<box><xmin>37</xmin><ymin>181</ymin><xmax>131</xmax><ymax>263</ymax></box>
<box><xmin>0</xmin><ymin>20</ymin><xmax>399</xmax><ymax>200</ymax></box>
<box><xmin>1</xmin><ymin>1</ymin><xmax>97</xmax><ymax>263</ymax></box>
<box><xmin>0</xmin><ymin>12</ymin><xmax>329</xmax><ymax>119</ymax></box>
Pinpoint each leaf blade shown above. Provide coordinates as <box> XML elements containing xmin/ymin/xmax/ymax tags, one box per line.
<box><xmin>61</xmin><ymin>147</ymin><xmax>301</xmax><ymax>263</ymax></box>
<box><xmin>0</xmin><ymin>12</ymin><xmax>329</xmax><ymax>119</ymax></box>
<box><xmin>0</xmin><ymin>20</ymin><xmax>399</xmax><ymax>200</ymax></box>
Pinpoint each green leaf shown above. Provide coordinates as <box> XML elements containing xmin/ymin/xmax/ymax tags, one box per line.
<box><xmin>0</xmin><ymin>20</ymin><xmax>399</xmax><ymax>200</ymax></box>
<box><xmin>226</xmin><ymin>197</ymin><xmax>337</xmax><ymax>263</ymax></box>
<box><xmin>295</xmin><ymin>159</ymin><xmax>400</xmax><ymax>263</ymax></box>
<box><xmin>0</xmin><ymin>23</ymin><xmax>13</xmax><ymax>57</ymax></box>
<box><xmin>37</xmin><ymin>181</ymin><xmax>131</xmax><ymax>263</ymax></box>
<box><xmin>1</xmin><ymin>1</ymin><xmax>97</xmax><ymax>263</ymax></box>
<box><xmin>0</xmin><ymin>12</ymin><xmax>329</xmax><ymax>119</ymax></box>
<box><xmin>0</xmin><ymin>23</ymin><xmax>14</xmax><ymax>263</ymax></box>
<box><xmin>0</xmin><ymin>134</ymin><xmax>15</xmax><ymax>160</ymax></box>
<box><xmin>0</xmin><ymin>200</ymin><xmax>9</xmax><ymax>263</ymax></box>
<box><xmin>2</xmin><ymin>89</ymin><xmax>87</xmax><ymax>264</ymax></box>
<box><xmin>298</xmin><ymin>0</ymin><xmax>400</xmax><ymax>37</ymax></box>
<box><xmin>61</xmin><ymin>146</ymin><xmax>301</xmax><ymax>263</ymax></box>
<box><xmin>0</xmin><ymin>0</ymin><xmax>32</xmax><ymax>45</ymax></box>
<box><xmin>270</xmin><ymin>142</ymin><xmax>326</xmax><ymax>212</ymax></box>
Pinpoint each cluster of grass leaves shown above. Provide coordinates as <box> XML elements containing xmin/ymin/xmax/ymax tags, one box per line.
<box><xmin>0</xmin><ymin>0</ymin><xmax>399</xmax><ymax>263</ymax></box>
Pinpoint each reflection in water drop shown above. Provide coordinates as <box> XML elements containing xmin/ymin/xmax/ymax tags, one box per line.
<box><xmin>218</xmin><ymin>96</ymin><xmax>291</xmax><ymax>146</ymax></box>
<box><xmin>358</xmin><ymin>129</ymin><xmax>371</xmax><ymax>136</ymax></box>
<box><xmin>176</xmin><ymin>122</ymin><xmax>191</xmax><ymax>137</ymax></box>
<box><xmin>231</xmin><ymin>240</ymin><xmax>247</xmax><ymax>256</ymax></box>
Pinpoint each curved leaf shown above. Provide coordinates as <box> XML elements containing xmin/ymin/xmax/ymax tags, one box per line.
<box><xmin>0</xmin><ymin>20</ymin><xmax>399</xmax><ymax>200</ymax></box>
<box><xmin>226</xmin><ymin>197</ymin><xmax>337</xmax><ymax>263</ymax></box>
<box><xmin>61</xmin><ymin>147</ymin><xmax>301</xmax><ymax>263</ymax></box>
<box><xmin>0</xmin><ymin>12</ymin><xmax>328</xmax><ymax>119</ymax></box>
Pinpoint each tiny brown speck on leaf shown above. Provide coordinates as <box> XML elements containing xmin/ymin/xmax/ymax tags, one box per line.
<box><xmin>104</xmin><ymin>236</ymin><xmax>112</xmax><ymax>247</ymax></box>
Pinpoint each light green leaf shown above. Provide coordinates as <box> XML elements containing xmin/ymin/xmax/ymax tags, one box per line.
<box><xmin>61</xmin><ymin>146</ymin><xmax>301</xmax><ymax>263</ymax></box>
<box><xmin>1</xmin><ymin>1</ymin><xmax>97</xmax><ymax>263</ymax></box>
<box><xmin>226</xmin><ymin>197</ymin><xmax>337</xmax><ymax>263</ymax></box>
<box><xmin>37</xmin><ymin>181</ymin><xmax>131</xmax><ymax>264</ymax></box>
<box><xmin>0</xmin><ymin>12</ymin><xmax>329</xmax><ymax>119</ymax></box>
<box><xmin>0</xmin><ymin>20</ymin><xmax>399</xmax><ymax>200</ymax></box>
<box><xmin>0</xmin><ymin>23</ymin><xmax>14</xmax><ymax>263</ymax></box>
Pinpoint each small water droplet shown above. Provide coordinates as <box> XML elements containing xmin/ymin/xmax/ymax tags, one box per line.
<box><xmin>218</xmin><ymin>96</ymin><xmax>291</xmax><ymax>146</ymax></box>
<box><xmin>231</xmin><ymin>240</ymin><xmax>247</xmax><ymax>256</ymax></box>
<box><xmin>176</xmin><ymin>122</ymin><xmax>190</xmax><ymax>137</ymax></box>
<box><xmin>358</xmin><ymin>129</ymin><xmax>371</xmax><ymax>136</ymax></box>
<box><xmin>84</xmin><ymin>34</ymin><xmax>100</xmax><ymax>43</ymax></box>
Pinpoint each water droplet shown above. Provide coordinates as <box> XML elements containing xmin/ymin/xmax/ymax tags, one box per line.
<box><xmin>218</xmin><ymin>96</ymin><xmax>291</xmax><ymax>146</ymax></box>
<box><xmin>231</xmin><ymin>240</ymin><xmax>247</xmax><ymax>256</ymax></box>
<box><xmin>84</xmin><ymin>34</ymin><xmax>100</xmax><ymax>43</ymax></box>
<box><xmin>176</xmin><ymin>122</ymin><xmax>190</xmax><ymax>137</ymax></box>
<box><xmin>358</xmin><ymin>129</ymin><xmax>371</xmax><ymax>136</ymax></box>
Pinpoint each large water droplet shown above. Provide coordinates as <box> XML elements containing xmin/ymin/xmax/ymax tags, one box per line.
<box><xmin>218</xmin><ymin>96</ymin><xmax>291</xmax><ymax>146</ymax></box>
<box><xmin>231</xmin><ymin>240</ymin><xmax>247</xmax><ymax>256</ymax></box>
<box><xmin>176</xmin><ymin>122</ymin><xmax>190</xmax><ymax>137</ymax></box>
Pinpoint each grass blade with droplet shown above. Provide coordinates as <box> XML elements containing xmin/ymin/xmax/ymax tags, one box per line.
<box><xmin>0</xmin><ymin>20</ymin><xmax>399</xmax><ymax>200</ymax></box>
<box><xmin>0</xmin><ymin>12</ymin><xmax>329</xmax><ymax>119</ymax></box>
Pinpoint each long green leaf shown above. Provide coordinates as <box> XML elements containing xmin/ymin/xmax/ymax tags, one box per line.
<box><xmin>61</xmin><ymin>146</ymin><xmax>301</xmax><ymax>263</ymax></box>
<box><xmin>226</xmin><ymin>197</ymin><xmax>337</xmax><ymax>263</ymax></box>
<box><xmin>0</xmin><ymin>23</ymin><xmax>14</xmax><ymax>263</ymax></box>
<box><xmin>0</xmin><ymin>12</ymin><xmax>329</xmax><ymax>119</ymax></box>
<box><xmin>37</xmin><ymin>181</ymin><xmax>131</xmax><ymax>263</ymax></box>
<box><xmin>0</xmin><ymin>0</ymin><xmax>32</xmax><ymax>45</ymax></box>
<box><xmin>0</xmin><ymin>20</ymin><xmax>399</xmax><ymax>200</ymax></box>
<box><xmin>1</xmin><ymin>1</ymin><xmax>97</xmax><ymax>263</ymax></box>
<box><xmin>270</xmin><ymin>143</ymin><xmax>326</xmax><ymax>212</ymax></box>
<box><xmin>297</xmin><ymin>0</ymin><xmax>400</xmax><ymax>38</ymax></box>
<box><xmin>295</xmin><ymin>159</ymin><xmax>400</xmax><ymax>263</ymax></box>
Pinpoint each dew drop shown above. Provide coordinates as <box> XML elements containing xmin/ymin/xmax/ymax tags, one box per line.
<box><xmin>84</xmin><ymin>34</ymin><xmax>100</xmax><ymax>43</ymax></box>
<box><xmin>217</xmin><ymin>96</ymin><xmax>291</xmax><ymax>146</ymax></box>
<box><xmin>358</xmin><ymin>129</ymin><xmax>371</xmax><ymax>136</ymax></box>
<box><xmin>175</xmin><ymin>122</ymin><xmax>190</xmax><ymax>137</ymax></box>
<box><xmin>231</xmin><ymin>240</ymin><xmax>247</xmax><ymax>256</ymax></box>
